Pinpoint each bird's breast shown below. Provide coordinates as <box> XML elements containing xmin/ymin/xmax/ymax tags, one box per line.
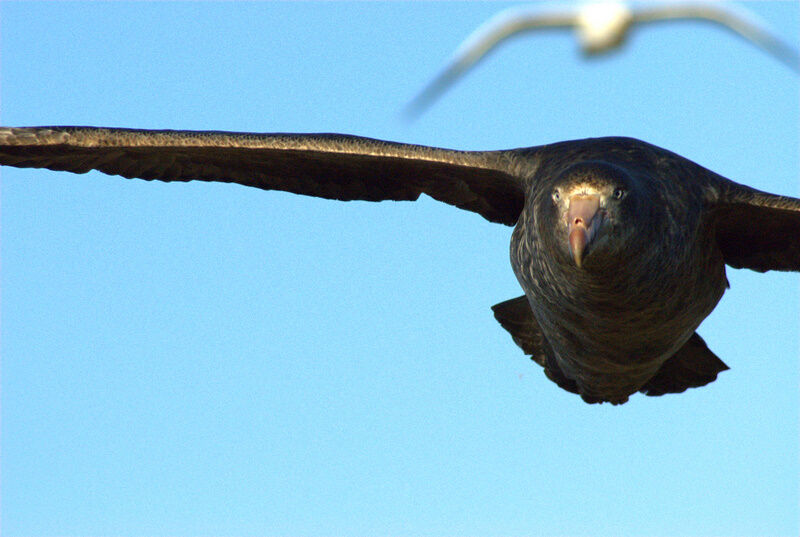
<box><xmin>510</xmin><ymin>221</ymin><xmax>727</xmax><ymax>371</ymax></box>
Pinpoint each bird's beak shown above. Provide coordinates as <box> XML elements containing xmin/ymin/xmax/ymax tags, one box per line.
<box><xmin>567</xmin><ymin>195</ymin><xmax>601</xmax><ymax>268</ymax></box>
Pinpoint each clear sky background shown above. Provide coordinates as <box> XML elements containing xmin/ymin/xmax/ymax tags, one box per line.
<box><xmin>1</xmin><ymin>2</ymin><xmax>798</xmax><ymax>535</ymax></box>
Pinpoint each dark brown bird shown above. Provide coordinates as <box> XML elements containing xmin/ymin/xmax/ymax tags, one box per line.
<box><xmin>1</xmin><ymin>126</ymin><xmax>798</xmax><ymax>404</ymax></box>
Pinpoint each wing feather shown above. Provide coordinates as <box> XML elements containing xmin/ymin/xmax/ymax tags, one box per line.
<box><xmin>704</xmin><ymin>175</ymin><xmax>800</xmax><ymax>272</ymax></box>
<box><xmin>0</xmin><ymin>126</ymin><xmax>527</xmax><ymax>225</ymax></box>
<box><xmin>405</xmin><ymin>8</ymin><xmax>577</xmax><ymax>116</ymax></box>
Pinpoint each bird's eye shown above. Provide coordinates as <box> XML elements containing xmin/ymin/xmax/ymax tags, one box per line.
<box><xmin>552</xmin><ymin>190</ymin><xmax>561</xmax><ymax>202</ymax></box>
<box><xmin>612</xmin><ymin>187</ymin><xmax>626</xmax><ymax>200</ymax></box>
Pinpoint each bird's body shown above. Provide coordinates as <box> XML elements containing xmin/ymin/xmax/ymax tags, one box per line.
<box><xmin>1</xmin><ymin>126</ymin><xmax>797</xmax><ymax>404</ymax></box>
<box><xmin>508</xmin><ymin>139</ymin><xmax>729</xmax><ymax>403</ymax></box>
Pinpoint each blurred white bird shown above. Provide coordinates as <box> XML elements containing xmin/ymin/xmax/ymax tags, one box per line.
<box><xmin>406</xmin><ymin>1</ymin><xmax>800</xmax><ymax>116</ymax></box>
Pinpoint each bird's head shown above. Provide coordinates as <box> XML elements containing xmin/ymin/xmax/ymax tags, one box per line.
<box><xmin>576</xmin><ymin>1</ymin><xmax>634</xmax><ymax>55</ymax></box>
<box><xmin>540</xmin><ymin>160</ymin><xmax>643</xmax><ymax>270</ymax></box>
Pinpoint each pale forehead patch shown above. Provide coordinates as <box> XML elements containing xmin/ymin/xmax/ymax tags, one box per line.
<box><xmin>565</xmin><ymin>182</ymin><xmax>605</xmax><ymax>197</ymax></box>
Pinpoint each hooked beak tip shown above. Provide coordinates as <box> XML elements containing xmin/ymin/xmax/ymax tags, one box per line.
<box><xmin>569</xmin><ymin>225</ymin><xmax>588</xmax><ymax>268</ymax></box>
<box><xmin>566</xmin><ymin>194</ymin><xmax>600</xmax><ymax>268</ymax></box>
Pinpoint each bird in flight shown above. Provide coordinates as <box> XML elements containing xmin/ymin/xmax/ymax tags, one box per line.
<box><xmin>1</xmin><ymin>126</ymin><xmax>798</xmax><ymax>404</ymax></box>
<box><xmin>406</xmin><ymin>1</ymin><xmax>800</xmax><ymax>116</ymax></box>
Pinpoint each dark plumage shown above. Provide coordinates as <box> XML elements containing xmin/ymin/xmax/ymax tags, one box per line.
<box><xmin>1</xmin><ymin>126</ymin><xmax>798</xmax><ymax>404</ymax></box>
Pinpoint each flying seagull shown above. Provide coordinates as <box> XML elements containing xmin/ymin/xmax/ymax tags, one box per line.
<box><xmin>1</xmin><ymin>126</ymin><xmax>798</xmax><ymax>404</ymax></box>
<box><xmin>406</xmin><ymin>1</ymin><xmax>800</xmax><ymax>116</ymax></box>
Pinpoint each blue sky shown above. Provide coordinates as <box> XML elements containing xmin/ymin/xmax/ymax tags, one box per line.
<box><xmin>1</xmin><ymin>2</ymin><xmax>798</xmax><ymax>535</ymax></box>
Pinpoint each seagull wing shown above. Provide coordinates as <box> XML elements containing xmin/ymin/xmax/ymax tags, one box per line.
<box><xmin>704</xmin><ymin>173</ymin><xmax>800</xmax><ymax>272</ymax></box>
<box><xmin>632</xmin><ymin>2</ymin><xmax>800</xmax><ymax>72</ymax></box>
<box><xmin>0</xmin><ymin>126</ymin><xmax>528</xmax><ymax>226</ymax></box>
<box><xmin>405</xmin><ymin>7</ymin><xmax>577</xmax><ymax>117</ymax></box>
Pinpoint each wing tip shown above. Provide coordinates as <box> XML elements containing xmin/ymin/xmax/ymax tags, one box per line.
<box><xmin>0</xmin><ymin>126</ymin><xmax>71</xmax><ymax>146</ymax></box>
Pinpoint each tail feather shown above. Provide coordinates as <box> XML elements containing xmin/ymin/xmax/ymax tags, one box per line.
<box><xmin>640</xmin><ymin>332</ymin><xmax>729</xmax><ymax>396</ymax></box>
<box><xmin>492</xmin><ymin>295</ymin><xmax>580</xmax><ymax>395</ymax></box>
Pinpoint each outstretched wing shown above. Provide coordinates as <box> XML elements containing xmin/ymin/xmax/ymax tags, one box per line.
<box><xmin>405</xmin><ymin>7</ymin><xmax>577</xmax><ymax>117</ymax></box>
<box><xmin>704</xmin><ymin>175</ymin><xmax>800</xmax><ymax>272</ymax></box>
<box><xmin>0</xmin><ymin>126</ymin><xmax>527</xmax><ymax>226</ymax></box>
<box><xmin>633</xmin><ymin>2</ymin><xmax>800</xmax><ymax>73</ymax></box>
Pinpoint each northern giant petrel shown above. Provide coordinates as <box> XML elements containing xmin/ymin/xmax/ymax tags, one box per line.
<box><xmin>1</xmin><ymin>126</ymin><xmax>798</xmax><ymax>404</ymax></box>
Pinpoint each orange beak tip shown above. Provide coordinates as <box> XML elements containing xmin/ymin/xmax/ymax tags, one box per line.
<box><xmin>569</xmin><ymin>226</ymin><xmax>588</xmax><ymax>268</ymax></box>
